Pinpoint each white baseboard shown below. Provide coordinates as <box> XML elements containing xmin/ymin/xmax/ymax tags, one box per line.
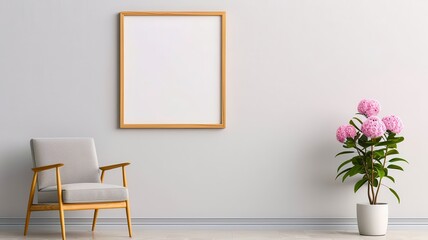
<box><xmin>1</xmin><ymin>218</ymin><xmax>428</xmax><ymax>229</ymax></box>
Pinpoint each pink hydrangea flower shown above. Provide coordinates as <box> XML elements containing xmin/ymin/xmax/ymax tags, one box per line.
<box><xmin>344</xmin><ymin>125</ymin><xmax>357</xmax><ymax>138</ymax></box>
<box><xmin>361</xmin><ymin>116</ymin><xmax>386</xmax><ymax>138</ymax></box>
<box><xmin>382</xmin><ymin>115</ymin><xmax>403</xmax><ymax>134</ymax></box>
<box><xmin>336</xmin><ymin>124</ymin><xmax>357</xmax><ymax>143</ymax></box>
<box><xmin>336</xmin><ymin>126</ymin><xmax>347</xmax><ymax>143</ymax></box>
<box><xmin>357</xmin><ymin>99</ymin><xmax>381</xmax><ymax>117</ymax></box>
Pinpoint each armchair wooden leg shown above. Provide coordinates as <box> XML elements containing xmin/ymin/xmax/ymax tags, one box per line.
<box><xmin>24</xmin><ymin>209</ymin><xmax>31</xmax><ymax>236</ymax></box>
<box><xmin>59</xmin><ymin>208</ymin><xmax>66</xmax><ymax>240</ymax></box>
<box><xmin>56</xmin><ymin>167</ymin><xmax>66</xmax><ymax>240</ymax></box>
<box><xmin>92</xmin><ymin>209</ymin><xmax>99</xmax><ymax>231</ymax></box>
<box><xmin>121</xmin><ymin>166</ymin><xmax>132</xmax><ymax>237</ymax></box>
<box><xmin>24</xmin><ymin>172</ymin><xmax>38</xmax><ymax>236</ymax></box>
<box><xmin>125</xmin><ymin>201</ymin><xmax>132</xmax><ymax>237</ymax></box>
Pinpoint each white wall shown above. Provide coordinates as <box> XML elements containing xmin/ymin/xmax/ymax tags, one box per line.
<box><xmin>1</xmin><ymin>0</ymin><xmax>428</xmax><ymax>219</ymax></box>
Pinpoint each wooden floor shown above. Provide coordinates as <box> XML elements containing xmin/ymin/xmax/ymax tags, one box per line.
<box><xmin>1</xmin><ymin>227</ymin><xmax>428</xmax><ymax>239</ymax></box>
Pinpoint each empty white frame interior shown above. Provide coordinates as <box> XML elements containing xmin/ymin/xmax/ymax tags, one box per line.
<box><xmin>121</xmin><ymin>13</ymin><xmax>225</xmax><ymax>128</ymax></box>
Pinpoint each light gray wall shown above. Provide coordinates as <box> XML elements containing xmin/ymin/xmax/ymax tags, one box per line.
<box><xmin>1</xmin><ymin>0</ymin><xmax>428</xmax><ymax>219</ymax></box>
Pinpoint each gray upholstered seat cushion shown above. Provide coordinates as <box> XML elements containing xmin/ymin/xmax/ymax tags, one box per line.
<box><xmin>31</xmin><ymin>138</ymin><xmax>101</xmax><ymax>190</ymax></box>
<box><xmin>38</xmin><ymin>183</ymin><xmax>128</xmax><ymax>203</ymax></box>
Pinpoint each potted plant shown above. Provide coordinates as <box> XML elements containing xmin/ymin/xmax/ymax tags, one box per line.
<box><xmin>335</xmin><ymin>99</ymin><xmax>407</xmax><ymax>236</ymax></box>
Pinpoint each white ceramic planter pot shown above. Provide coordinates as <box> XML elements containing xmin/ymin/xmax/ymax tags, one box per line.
<box><xmin>357</xmin><ymin>203</ymin><xmax>388</xmax><ymax>236</ymax></box>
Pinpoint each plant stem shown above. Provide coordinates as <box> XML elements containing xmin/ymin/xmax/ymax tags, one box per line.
<box><xmin>368</xmin><ymin>181</ymin><xmax>373</xmax><ymax>204</ymax></box>
<box><xmin>370</xmin><ymin>145</ymin><xmax>376</xmax><ymax>204</ymax></box>
<box><xmin>354</xmin><ymin>147</ymin><xmax>365</xmax><ymax>156</ymax></box>
<box><xmin>374</xmin><ymin>146</ymin><xmax>388</xmax><ymax>204</ymax></box>
<box><xmin>358</xmin><ymin>146</ymin><xmax>373</xmax><ymax>204</ymax></box>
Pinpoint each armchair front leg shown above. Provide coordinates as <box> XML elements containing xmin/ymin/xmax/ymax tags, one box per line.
<box><xmin>25</xmin><ymin>163</ymin><xmax>65</xmax><ymax>239</ymax></box>
<box><xmin>56</xmin><ymin>166</ymin><xmax>66</xmax><ymax>240</ymax></box>
<box><xmin>94</xmin><ymin>162</ymin><xmax>132</xmax><ymax>236</ymax></box>
<box><xmin>24</xmin><ymin>172</ymin><xmax>38</xmax><ymax>236</ymax></box>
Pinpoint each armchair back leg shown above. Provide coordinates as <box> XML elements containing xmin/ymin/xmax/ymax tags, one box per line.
<box><xmin>92</xmin><ymin>209</ymin><xmax>99</xmax><ymax>231</ymax></box>
<box><xmin>24</xmin><ymin>210</ymin><xmax>32</xmax><ymax>236</ymax></box>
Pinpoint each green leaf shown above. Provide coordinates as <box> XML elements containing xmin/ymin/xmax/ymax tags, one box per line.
<box><xmin>389</xmin><ymin>188</ymin><xmax>401</xmax><ymax>203</ymax></box>
<box><xmin>336</xmin><ymin>167</ymin><xmax>352</xmax><ymax>180</ymax></box>
<box><xmin>351</xmin><ymin>156</ymin><xmax>363</xmax><ymax>165</ymax></box>
<box><xmin>387</xmin><ymin>132</ymin><xmax>396</xmax><ymax>139</ymax></box>
<box><xmin>335</xmin><ymin>151</ymin><xmax>355</xmax><ymax>157</ymax></box>
<box><xmin>389</xmin><ymin>158</ymin><xmax>409</xmax><ymax>164</ymax></box>
<box><xmin>376</xmin><ymin>167</ymin><xmax>385</xmax><ymax>179</ymax></box>
<box><xmin>337</xmin><ymin>159</ymin><xmax>353</xmax><ymax>172</ymax></box>
<box><xmin>376</xmin><ymin>140</ymin><xmax>395</xmax><ymax>147</ymax></box>
<box><xmin>343</xmin><ymin>139</ymin><xmax>356</xmax><ymax>148</ymax></box>
<box><xmin>373</xmin><ymin>178</ymin><xmax>379</xmax><ymax>187</ymax></box>
<box><xmin>371</xmin><ymin>137</ymin><xmax>383</xmax><ymax>144</ymax></box>
<box><xmin>354</xmin><ymin>178</ymin><xmax>368</xmax><ymax>193</ymax></box>
<box><xmin>391</xmin><ymin>136</ymin><xmax>405</xmax><ymax>144</ymax></box>
<box><xmin>374</xmin><ymin>162</ymin><xmax>383</xmax><ymax>168</ymax></box>
<box><xmin>358</xmin><ymin>135</ymin><xmax>371</xmax><ymax>148</ymax></box>
<box><xmin>365</xmin><ymin>156</ymin><xmax>374</xmax><ymax>166</ymax></box>
<box><xmin>349</xmin><ymin>120</ymin><xmax>361</xmax><ymax>131</ymax></box>
<box><xmin>373</xmin><ymin>149</ymin><xmax>385</xmax><ymax>159</ymax></box>
<box><xmin>342</xmin><ymin>171</ymin><xmax>351</xmax><ymax>182</ymax></box>
<box><xmin>358</xmin><ymin>136</ymin><xmax>381</xmax><ymax>147</ymax></box>
<box><xmin>348</xmin><ymin>165</ymin><xmax>362</xmax><ymax>177</ymax></box>
<box><xmin>388</xmin><ymin>164</ymin><xmax>404</xmax><ymax>171</ymax></box>
<box><xmin>374</xmin><ymin>158</ymin><xmax>383</xmax><ymax>165</ymax></box>
<box><xmin>385</xmin><ymin>175</ymin><xmax>395</xmax><ymax>183</ymax></box>
<box><xmin>386</xmin><ymin>149</ymin><xmax>399</xmax><ymax>156</ymax></box>
<box><xmin>389</xmin><ymin>144</ymin><xmax>398</xmax><ymax>149</ymax></box>
<box><xmin>377</xmin><ymin>137</ymin><xmax>404</xmax><ymax>147</ymax></box>
<box><xmin>353</xmin><ymin>117</ymin><xmax>363</xmax><ymax>125</ymax></box>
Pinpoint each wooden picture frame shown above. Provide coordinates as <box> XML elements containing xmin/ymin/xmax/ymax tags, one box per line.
<box><xmin>120</xmin><ymin>12</ymin><xmax>226</xmax><ymax>128</ymax></box>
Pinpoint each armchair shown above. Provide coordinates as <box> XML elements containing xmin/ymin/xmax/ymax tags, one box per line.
<box><xmin>24</xmin><ymin>138</ymin><xmax>132</xmax><ymax>240</ymax></box>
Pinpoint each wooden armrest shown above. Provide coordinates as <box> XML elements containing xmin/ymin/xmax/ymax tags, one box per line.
<box><xmin>32</xmin><ymin>163</ymin><xmax>64</xmax><ymax>172</ymax></box>
<box><xmin>99</xmin><ymin>162</ymin><xmax>130</xmax><ymax>171</ymax></box>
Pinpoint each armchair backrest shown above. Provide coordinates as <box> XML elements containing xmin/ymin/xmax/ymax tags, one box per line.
<box><xmin>30</xmin><ymin>138</ymin><xmax>101</xmax><ymax>190</ymax></box>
